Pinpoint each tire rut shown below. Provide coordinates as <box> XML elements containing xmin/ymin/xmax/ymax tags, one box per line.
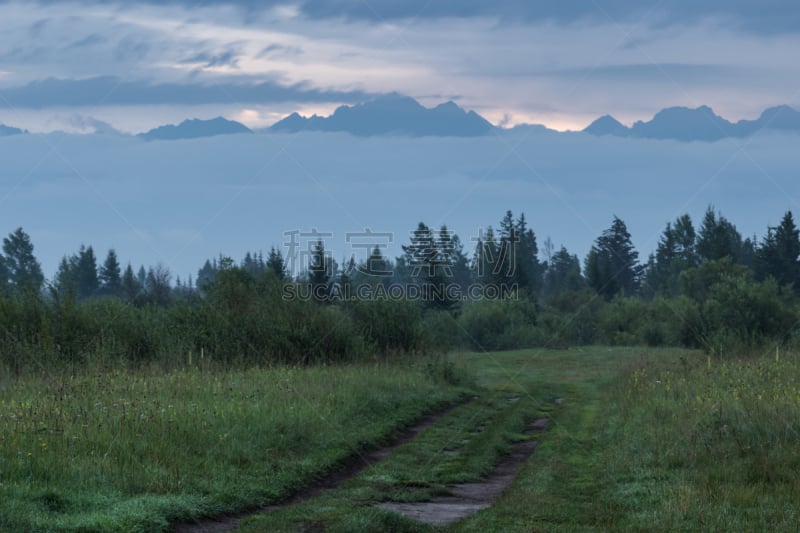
<box><xmin>376</xmin><ymin>402</ymin><xmax>558</xmax><ymax>526</ymax></box>
<box><xmin>171</xmin><ymin>396</ymin><xmax>477</xmax><ymax>533</ymax></box>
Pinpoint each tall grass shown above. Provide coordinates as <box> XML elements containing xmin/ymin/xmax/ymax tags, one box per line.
<box><xmin>599</xmin><ymin>350</ymin><xmax>800</xmax><ymax>530</ymax></box>
<box><xmin>0</xmin><ymin>359</ymin><xmax>470</xmax><ymax>532</ymax></box>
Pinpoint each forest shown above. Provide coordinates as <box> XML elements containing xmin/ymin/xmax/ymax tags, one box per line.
<box><xmin>1</xmin><ymin>206</ymin><xmax>798</xmax><ymax>374</ymax></box>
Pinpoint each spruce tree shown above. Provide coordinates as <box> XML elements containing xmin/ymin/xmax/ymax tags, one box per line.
<box><xmin>2</xmin><ymin>227</ymin><xmax>44</xmax><ymax>295</ymax></box>
<box><xmin>99</xmin><ymin>249</ymin><xmax>122</xmax><ymax>296</ymax></box>
<box><xmin>308</xmin><ymin>240</ymin><xmax>332</xmax><ymax>303</ymax></box>
<box><xmin>696</xmin><ymin>206</ymin><xmax>743</xmax><ymax>263</ymax></box>
<box><xmin>756</xmin><ymin>211</ymin><xmax>800</xmax><ymax>291</ymax></box>
<box><xmin>585</xmin><ymin>216</ymin><xmax>642</xmax><ymax>299</ymax></box>
<box><xmin>542</xmin><ymin>246</ymin><xmax>583</xmax><ymax>299</ymax></box>
<box><xmin>74</xmin><ymin>245</ymin><xmax>99</xmax><ymax>300</ymax></box>
<box><xmin>121</xmin><ymin>263</ymin><xmax>141</xmax><ymax>302</ymax></box>
<box><xmin>266</xmin><ymin>247</ymin><xmax>286</xmax><ymax>280</ymax></box>
<box><xmin>514</xmin><ymin>213</ymin><xmax>543</xmax><ymax>295</ymax></box>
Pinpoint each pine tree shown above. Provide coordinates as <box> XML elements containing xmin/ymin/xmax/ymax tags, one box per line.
<box><xmin>673</xmin><ymin>214</ymin><xmax>697</xmax><ymax>267</ymax></box>
<box><xmin>73</xmin><ymin>245</ymin><xmax>99</xmax><ymax>300</ymax></box>
<box><xmin>196</xmin><ymin>259</ymin><xmax>216</xmax><ymax>291</ymax></box>
<box><xmin>53</xmin><ymin>255</ymin><xmax>77</xmax><ymax>298</ymax></box>
<box><xmin>514</xmin><ymin>213</ymin><xmax>543</xmax><ymax>295</ymax></box>
<box><xmin>121</xmin><ymin>263</ymin><xmax>141</xmax><ymax>302</ymax></box>
<box><xmin>266</xmin><ymin>246</ymin><xmax>285</xmax><ymax>280</ymax></box>
<box><xmin>401</xmin><ymin>222</ymin><xmax>457</xmax><ymax>308</ymax></box>
<box><xmin>2</xmin><ymin>227</ymin><xmax>44</xmax><ymax>295</ymax></box>
<box><xmin>442</xmin><ymin>229</ymin><xmax>471</xmax><ymax>296</ymax></box>
<box><xmin>308</xmin><ymin>240</ymin><xmax>332</xmax><ymax>303</ymax></box>
<box><xmin>542</xmin><ymin>246</ymin><xmax>583</xmax><ymax>299</ymax></box>
<box><xmin>756</xmin><ymin>211</ymin><xmax>800</xmax><ymax>291</ymax></box>
<box><xmin>696</xmin><ymin>206</ymin><xmax>743</xmax><ymax>263</ymax></box>
<box><xmin>585</xmin><ymin>216</ymin><xmax>642</xmax><ymax>299</ymax></box>
<box><xmin>473</xmin><ymin>226</ymin><xmax>499</xmax><ymax>286</ymax></box>
<box><xmin>99</xmin><ymin>249</ymin><xmax>122</xmax><ymax>297</ymax></box>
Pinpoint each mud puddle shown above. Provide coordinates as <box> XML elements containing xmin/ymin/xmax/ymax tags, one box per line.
<box><xmin>376</xmin><ymin>416</ymin><xmax>551</xmax><ymax>526</ymax></box>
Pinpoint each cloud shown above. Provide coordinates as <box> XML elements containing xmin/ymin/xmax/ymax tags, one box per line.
<box><xmin>68</xmin><ymin>32</ymin><xmax>106</xmax><ymax>48</ymax></box>
<box><xmin>542</xmin><ymin>64</ymin><xmax>771</xmax><ymax>84</ymax></box>
<box><xmin>0</xmin><ymin>76</ymin><xmax>376</xmax><ymax>108</ymax></box>
<box><xmin>66</xmin><ymin>114</ymin><xmax>122</xmax><ymax>134</ymax></box>
<box><xmin>10</xmin><ymin>0</ymin><xmax>798</xmax><ymax>35</ymax></box>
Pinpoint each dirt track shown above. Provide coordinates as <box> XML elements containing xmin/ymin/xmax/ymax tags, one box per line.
<box><xmin>172</xmin><ymin>397</ymin><xmax>477</xmax><ymax>533</ymax></box>
<box><xmin>376</xmin><ymin>416</ymin><xmax>551</xmax><ymax>525</ymax></box>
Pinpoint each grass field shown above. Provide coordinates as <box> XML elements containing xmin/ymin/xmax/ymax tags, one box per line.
<box><xmin>0</xmin><ymin>358</ymin><xmax>469</xmax><ymax>532</ymax></box>
<box><xmin>3</xmin><ymin>347</ymin><xmax>799</xmax><ymax>532</ymax></box>
<box><xmin>239</xmin><ymin>346</ymin><xmax>800</xmax><ymax>532</ymax></box>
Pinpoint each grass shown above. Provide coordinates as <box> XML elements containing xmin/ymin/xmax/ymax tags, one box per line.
<box><xmin>595</xmin><ymin>349</ymin><xmax>800</xmax><ymax>531</ymax></box>
<box><xmin>455</xmin><ymin>346</ymin><xmax>800</xmax><ymax>532</ymax></box>
<box><xmin>0</xmin><ymin>358</ymin><xmax>470</xmax><ymax>532</ymax></box>
<box><xmin>4</xmin><ymin>346</ymin><xmax>799</xmax><ymax>532</ymax></box>
<box><xmin>237</xmin><ymin>387</ymin><xmax>550</xmax><ymax>532</ymax></box>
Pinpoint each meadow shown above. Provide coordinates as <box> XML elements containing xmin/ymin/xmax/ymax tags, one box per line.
<box><xmin>0</xmin><ymin>359</ymin><xmax>468</xmax><ymax>532</ymax></box>
<box><xmin>2</xmin><ymin>346</ymin><xmax>799</xmax><ymax>531</ymax></box>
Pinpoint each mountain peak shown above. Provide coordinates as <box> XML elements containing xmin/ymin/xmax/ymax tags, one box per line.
<box><xmin>584</xmin><ymin>104</ymin><xmax>800</xmax><ymax>141</ymax></box>
<box><xmin>139</xmin><ymin>117</ymin><xmax>252</xmax><ymax>141</ymax></box>
<box><xmin>269</xmin><ymin>95</ymin><xmax>492</xmax><ymax>137</ymax></box>
<box><xmin>630</xmin><ymin>105</ymin><xmax>734</xmax><ymax>141</ymax></box>
<box><xmin>0</xmin><ymin>123</ymin><xmax>26</xmax><ymax>136</ymax></box>
<box><xmin>583</xmin><ymin>115</ymin><xmax>628</xmax><ymax>136</ymax></box>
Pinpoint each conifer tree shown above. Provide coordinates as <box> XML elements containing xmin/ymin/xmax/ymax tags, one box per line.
<box><xmin>1</xmin><ymin>227</ymin><xmax>44</xmax><ymax>295</ymax></box>
<box><xmin>99</xmin><ymin>249</ymin><xmax>122</xmax><ymax>296</ymax></box>
<box><xmin>585</xmin><ymin>216</ymin><xmax>642</xmax><ymax>299</ymax></box>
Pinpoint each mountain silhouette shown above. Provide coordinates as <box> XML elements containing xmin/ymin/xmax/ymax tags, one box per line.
<box><xmin>270</xmin><ymin>94</ymin><xmax>493</xmax><ymax>137</ymax></box>
<box><xmin>0</xmin><ymin>124</ymin><xmax>25</xmax><ymax>136</ymax></box>
<box><xmin>630</xmin><ymin>106</ymin><xmax>735</xmax><ymax>141</ymax></box>
<box><xmin>584</xmin><ymin>115</ymin><xmax>630</xmax><ymax>137</ymax></box>
<box><xmin>139</xmin><ymin>117</ymin><xmax>252</xmax><ymax>141</ymax></box>
<box><xmin>734</xmin><ymin>105</ymin><xmax>800</xmax><ymax>136</ymax></box>
<box><xmin>584</xmin><ymin>105</ymin><xmax>800</xmax><ymax>141</ymax></box>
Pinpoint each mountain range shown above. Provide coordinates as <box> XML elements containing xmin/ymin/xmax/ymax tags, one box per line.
<box><xmin>269</xmin><ymin>93</ymin><xmax>493</xmax><ymax>137</ymax></box>
<box><xmin>137</xmin><ymin>117</ymin><xmax>252</xmax><ymax>141</ymax></box>
<box><xmin>2</xmin><ymin>99</ymin><xmax>800</xmax><ymax>141</ymax></box>
<box><xmin>585</xmin><ymin>104</ymin><xmax>800</xmax><ymax>141</ymax></box>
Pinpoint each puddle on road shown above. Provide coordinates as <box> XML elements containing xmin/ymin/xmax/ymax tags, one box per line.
<box><xmin>377</xmin><ymin>417</ymin><xmax>550</xmax><ymax>526</ymax></box>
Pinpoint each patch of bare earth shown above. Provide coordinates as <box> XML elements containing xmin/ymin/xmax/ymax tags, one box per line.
<box><xmin>376</xmin><ymin>415</ymin><xmax>553</xmax><ymax>526</ymax></box>
<box><xmin>172</xmin><ymin>397</ymin><xmax>477</xmax><ymax>533</ymax></box>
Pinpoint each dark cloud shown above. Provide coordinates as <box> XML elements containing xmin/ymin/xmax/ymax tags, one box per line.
<box><xmin>543</xmin><ymin>64</ymin><xmax>768</xmax><ymax>84</ymax></box>
<box><xmin>28</xmin><ymin>18</ymin><xmax>49</xmax><ymax>37</ymax></box>
<box><xmin>182</xmin><ymin>49</ymin><xmax>240</xmax><ymax>68</ymax></box>
<box><xmin>113</xmin><ymin>35</ymin><xmax>151</xmax><ymax>62</ymax></box>
<box><xmin>6</xmin><ymin>0</ymin><xmax>797</xmax><ymax>34</ymax></box>
<box><xmin>0</xmin><ymin>76</ymin><xmax>375</xmax><ymax>107</ymax></box>
<box><xmin>68</xmin><ymin>33</ymin><xmax>106</xmax><ymax>48</ymax></box>
<box><xmin>256</xmin><ymin>44</ymin><xmax>303</xmax><ymax>58</ymax></box>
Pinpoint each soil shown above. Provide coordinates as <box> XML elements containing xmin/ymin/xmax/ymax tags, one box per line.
<box><xmin>171</xmin><ymin>396</ymin><xmax>478</xmax><ymax>533</ymax></box>
<box><xmin>375</xmin><ymin>416</ymin><xmax>551</xmax><ymax>526</ymax></box>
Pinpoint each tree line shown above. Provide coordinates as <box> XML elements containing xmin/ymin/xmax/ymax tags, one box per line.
<box><xmin>0</xmin><ymin>206</ymin><xmax>798</xmax><ymax>372</ymax></box>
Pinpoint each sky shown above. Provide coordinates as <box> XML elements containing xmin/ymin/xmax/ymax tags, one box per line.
<box><xmin>0</xmin><ymin>0</ymin><xmax>799</xmax><ymax>132</ymax></box>
<box><xmin>1</xmin><ymin>0</ymin><xmax>799</xmax><ymax>282</ymax></box>
<box><xmin>1</xmin><ymin>129</ymin><xmax>798</xmax><ymax>282</ymax></box>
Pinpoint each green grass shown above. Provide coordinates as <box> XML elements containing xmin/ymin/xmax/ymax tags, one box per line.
<box><xmin>456</xmin><ymin>347</ymin><xmax>800</xmax><ymax>532</ymax></box>
<box><xmin>5</xmin><ymin>346</ymin><xmax>799</xmax><ymax>532</ymax></box>
<box><xmin>0</xmin><ymin>358</ymin><xmax>470</xmax><ymax>532</ymax></box>
<box><xmin>237</xmin><ymin>389</ymin><xmax>549</xmax><ymax>532</ymax></box>
<box><xmin>594</xmin><ymin>349</ymin><xmax>800</xmax><ymax>531</ymax></box>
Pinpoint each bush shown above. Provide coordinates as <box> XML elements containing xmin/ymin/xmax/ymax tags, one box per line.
<box><xmin>458</xmin><ymin>298</ymin><xmax>537</xmax><ymax>351</ymax></box>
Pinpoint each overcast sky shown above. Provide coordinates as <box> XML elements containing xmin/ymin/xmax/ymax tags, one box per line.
<box><xmin>0</xmin><ymin>0</ymin><xmax>799</xmax><ymax>133</ymax></box>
